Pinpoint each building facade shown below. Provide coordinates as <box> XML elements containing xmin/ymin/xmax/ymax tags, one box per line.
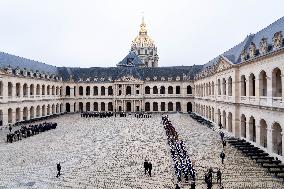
<box><xmin>0</xmin><ymin>17</ymin><xmax>284</xmax><ymax>160</ymax></box>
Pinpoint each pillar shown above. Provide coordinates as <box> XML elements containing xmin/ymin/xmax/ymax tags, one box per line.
<box><xmin>267</xmin><ymin>128</ymin><xmax>273</xmax><ymax>153</ymax></box>
<box><xmin>256</xmin><ymin>125</ymin><xmax>261</xmax><ymax>145</ymax></box>
<box><xmin>246</xmin><ymin>120</ymin><xmax>250</xmax><ymax>141</ymax></box>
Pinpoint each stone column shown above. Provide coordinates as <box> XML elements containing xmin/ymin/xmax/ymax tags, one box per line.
<box><xmin>246</xmin><ymin>120</ymin><xmax>250</xmax><ymax>141</ymax></box>
<box><xmin>256</xmin><ymin>125</ymin><xmax>261</xmax><ymax>145</ymax></box>
<box><xmin>267</xmin><ymin>128</ymin><xmax>273</xmax><ymax>153</ymax></box>
<box><xmin>3</xmin><ymin>109</ymin><xmax>8</xmax><ymax>126</ymax></box>
<box><xmin>12</xmin><ymin>86</ymin><xmax>16</xmax><ymax>100</ymax></box>
<box><xmin>26</xmin><ymin>86</ymin><xmax>30</xmax><ymax>98</ymax></box>
<box><xmin>282</xmin><ymin>76</ymin><xmax>284</xmax><ymax>99</ymax></box>
<box><xmin>281</xmin><ymin>132</ymin><xmax>284</xmax><ymax>156</ymax></box>
<box><xmin>267</xmin><ymin>74</ymin><xmax>273</xmax><ymax>106</ymax></box>
<box><xmin>3</xmin><ymin>82</ymin><xmax>8</xmax><ymax>102</ymax></box>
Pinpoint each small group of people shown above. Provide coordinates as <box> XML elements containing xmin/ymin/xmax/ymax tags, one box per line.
<box><xmin>143</xmin><ymin>159</ymin><xmax>153</xmax><ymax>177</ymax></box>
<box><xmin>219</xmin><ymin>131</ymin><xmax>226</xmax><ymax>164</ymax></box>
<box><xmin>162</xmin><ymin>115</ymin><xmax>196</xmax><ymax>189</ymax></box>
<box><xmin>7</xmin><ymin>122</ymin><xmax>57</xmax><ymax>143</ymax></box>
<box><xmin>135</xmin><ymin>113</ymin><xmax>152</xmax><ymax>118</ymax></box>
<box><xmin>204</xmin><ymin>168</ymin><xmax>222</xmax><ymax>189</ymax></box>
<box><xmin>81</xmin><ymin>112</ymin><xmax>114</xmax><ymax>118</ymax></box>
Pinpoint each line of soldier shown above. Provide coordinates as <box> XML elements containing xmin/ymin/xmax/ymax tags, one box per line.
<box><xmin>6</xmin><ymin>122</ymin><xmax>57</xmax><ymax>143</ymax></box>
<box><xmin>81</xmin><ymin>112</ymin><xmax>114</xmax><ymax>118</ymax></box>
<box><xmin>162</xmin><ymin>115</ymin><xmax>196</xmax><ymax>189</ymax></box>
<box><xmin>134</xmin><ymin>113</ymin><xmax>152</xmax><ymax>118</ymax></box>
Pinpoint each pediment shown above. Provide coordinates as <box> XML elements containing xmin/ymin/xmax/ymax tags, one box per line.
<box><xmin>115</xmin><ymin>75</ymin><xmax>142</xmax><ymax>82</ymax></box>
<box><xmin>215</xmin><ymin>56</ymin><xmax>232</xmax><ymax>73</ymax></box>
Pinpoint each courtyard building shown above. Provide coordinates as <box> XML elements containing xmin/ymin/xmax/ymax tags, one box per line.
<box><xmin>0</xmin><ymin>16</ymin><xmax>283</xmax><ymax>163</ymax></box>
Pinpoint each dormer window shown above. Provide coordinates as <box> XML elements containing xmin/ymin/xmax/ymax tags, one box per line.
<box><xmin>260</xmin><ymin>38</ymin><xmax>268</xmax><ymax>55</ymax></box>
<box><xmin>273</xmin><ymin>31</ymin><xmax>283</xmax><ymax>50</ymax></box>
<box><xmin>249</xmin><ymin>42</ymin><xmax>256</xmax><ymax>58</ymax></box>
<box><xmin>127</xmin><ymin>58</ymin><xmax>134</xmax><ymax>65</ymax></box>
<box><xmin>241</xmin><ymin>49</ymin><xmax>246</xmax><ymax>62</ymax></box>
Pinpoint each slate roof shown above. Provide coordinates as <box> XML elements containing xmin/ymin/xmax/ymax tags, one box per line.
<box><xmin>117</xmin><ymin>51</ymin><xmax>144</xmax><ymax>67</ymax></box>
<box><xmin>58</xmin><ymin>66</ymin><xmax>203</xmax><ymax>82</ymax></box>
<box><xmin>0</xmin><ymin>51</ymin><xmax>58</xmax><ymax>74</ymax></box>
<box><xmin>203</xmin><ymin>16</ymin><xmax>284</xmax><ymax>69</ymax></box>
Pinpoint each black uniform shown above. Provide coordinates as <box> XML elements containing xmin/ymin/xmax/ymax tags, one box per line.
<box><xmin>148</xmin><ymin>162</ymin><xmax>152</xmax><ymax>177</ymax></box>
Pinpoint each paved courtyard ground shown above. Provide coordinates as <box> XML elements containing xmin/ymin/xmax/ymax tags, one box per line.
<box><xmin>0</xmin><ymin>113</ymin><xmax>283</xmax><ymax>189</ymax></box>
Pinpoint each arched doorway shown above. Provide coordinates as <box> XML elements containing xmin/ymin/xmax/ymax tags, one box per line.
<box><xmin>249</xmin><ymin>116</ymin><xmax>256</xmax><ymax>142</ymax></box>
<box><xmin>272</xmin><ymin>122</ymin><xmax>282</xmax><ymax>155</ymax></box>
<box><xmin>126</xmin><ymin>102</ymin><xmax>131</xmax><ymax>112</ymax></box>
<box><xmin>145</xmin><ymin>102</ymin><xmax>150</xmax><ymax>111</ymax></box>
<box><xmin>259</xmin><ymin>119</ymin><xmax>267</xmax><ymax>147</ymax></box>
<box><xmin>66</xmin><ymin>103</ymin><xmax>70</xmax><ymax>113</ymax></box>
<box><xmin>187</xmin><ymin>102</ymin><xmax>192</xmax><ymax>112</ymax></box>
<box><xmin>241</xmin><ymin>114</ymin><xmax>246</xmax><ymax>138</ymax></box>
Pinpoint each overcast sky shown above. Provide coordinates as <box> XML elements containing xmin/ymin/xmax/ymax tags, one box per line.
<box><xmin>0</xmin><ymin>0</ymin><xmax>283</xmax><ymax>68</ymax></box>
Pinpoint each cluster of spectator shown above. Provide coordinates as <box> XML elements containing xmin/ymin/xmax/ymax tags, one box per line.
<box><xmin>81</xmin><ymin>112</ymin><xmax>114</xmax><ymax>118</ymax></box>
<box><xmin>6</xmin><ymin>122</ymin><xmax>57</xmax><ymax>143</ymax></box>
<box><xmin>162</xmin><ymin>115</ymin><xmax>196</xmax><ymax>189</ymax></box>
<box><xmin>135</xmin><ymin>113</ymin><xmax>152</xmax><ymax>118</ymax></box>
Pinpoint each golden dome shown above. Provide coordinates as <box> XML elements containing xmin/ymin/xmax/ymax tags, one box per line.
<box><xmin>131</xmin><ymin>17</ymin><xmax>155</xmax><ymax>48</ymax></box>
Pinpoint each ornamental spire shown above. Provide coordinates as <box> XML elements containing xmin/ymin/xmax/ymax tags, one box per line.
<box><xmin>139</xmin><ymin>16</ymin><xmax>147</xmax><ymax>35</ymax></box>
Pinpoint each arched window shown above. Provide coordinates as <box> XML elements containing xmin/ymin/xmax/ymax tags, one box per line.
<box><xmin>153</xmin><ymin>86</ymin><xmax>158</xmax><ymax>94</ymax></box>
<box><xmin>145</xmin><ymin>102</ymin><xmax>150</xmax><ymax>111</ymax></box>
<box><xmin>23</xmin><ymin>83</ymin><xmax>28</xmax><ymax>97</ymax></box>
<box><xmin>79</xmin><ymin>86</ymin><xmax>83</xmax><ymax>96</ymax></box>
<box><xmin>259</xmin><ymin>71</ymin><xmax>267</xmax><ymax>96</ymax></box>
<box><xmin>145</xmin><ymin>86</ymin><xmax>150</xmax><ymax>94</ymax></box>
<box><xmin>161</xmin><ymin>102</ymin><xmax>165</xmax><ymax>111</ymax></box>
<box><xmin>160</xmin><ymin>86</ymin><xmax>165</xmax><ymax>94</ymax></box>
<box><xmin>30</xmin><ymin>84</ymin><xmax>34</xmax><ymax>96</ymax></box>
<box><xmin>272</xmin><ymin>122</ymin><xmax>282</xmax><ymax>155</ymax></box>
<box><xmin>153</xmin><ymin>102</ymin><xmax>158</xmax><ymax>111</ymax></box>
<box><xmin>176</xmin><ymin>86</ymin><xmax>180</xmax><ymax>94</ymax></box>
<box><xmin>66</xmin><ymin>86</ymin><xmax>71</xmax><ymax>96</ymax></box>
<box><xmin>94</xmin><ymin>102</ymin><xmax>98</xmax><ymax>111</ymax></box>
<box><xmin>272</xmin><ymin>68</ymin><xmax>282</xmax><ymax>97</ymax></box>
<box><xmin>228</xmin><ymin>77</ymin><xmax>232</xmax><ymax>96</ymax></box>
<box><xmin>241</xmin><ymin>75</ymin><xmax>247</xmax><ymax>96</ymax></box>
<box><xmin>187</xmin><ymin>85</ymin><xmax>192</xmax><ymax>94</ymax></box>
<box><xmin>86</xmin><ymin>86</ymin><xmax>90</xmax><ymax>96</ymax></box>
<box><xmin>108</xmin><ymin>102</ymin><xmax>113</xmax><ymax>111</ymax></box>
<box><xmin>126</xmin><ymin>86</ymin><xmax>131</xmax><ymax>95</ymax></box>
<box><xmin>249</xmin><ymin>73</ymin><xmax>256</xmax><ymax>96</ymax></box>
<box><xmin>168</xmin><ymin>86</ymin><xmax>173</xmax><ymax>94</ymax></box>
<box><xmin>108</xmin><ymin>86</ymin><xmax>113</xmax><ymax>95</ymax></box>
<box><xmin>222</xmin><ymin>78</ymin><xmax>226</xmax><ymax>95</ymax></box>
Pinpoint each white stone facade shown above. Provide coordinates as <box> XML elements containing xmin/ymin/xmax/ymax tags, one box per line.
<box><xmin>193</xmin><ymin>49</ymin><xmax>284</xmax><ymax>160</ymax></box>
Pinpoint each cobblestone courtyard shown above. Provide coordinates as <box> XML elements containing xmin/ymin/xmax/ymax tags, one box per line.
<box><xmin>0</xmin><ymin>113</ymin><xmax>283</xmax><ymax>189</ymax></box>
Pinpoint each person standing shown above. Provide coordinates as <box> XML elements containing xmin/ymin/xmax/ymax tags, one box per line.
<box><xmin>222</xmin><ymin>140</ymin><xmax>227</xmax><ymax>148</ymax></box>
<box><xmin>9</xmin><ymin>124</ymin><xmax>12</xmax><ymax>132</ymax></box>
<box><xmin>148</xmin><ymin>161</ymin><xmax>152</xmax><ymax>177</ymax></box>
<box><xmin>144</xmin><ymin>160</ymin><xmax>148</xmax><ymax>175</ymax></box>
<box><xmin>56</xmin><ymin>163</ymin><xmax>61</xmax><ymax>177</ymax></box>
<box><xmin>217</xmin><ymin>168</ymin><xmax>222</xmax><ymax>185</ymax></box>
<box><xmin>220</xmin><ymin>151</ymin><xmax>225</xmax><ymax>164</ymax></box>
